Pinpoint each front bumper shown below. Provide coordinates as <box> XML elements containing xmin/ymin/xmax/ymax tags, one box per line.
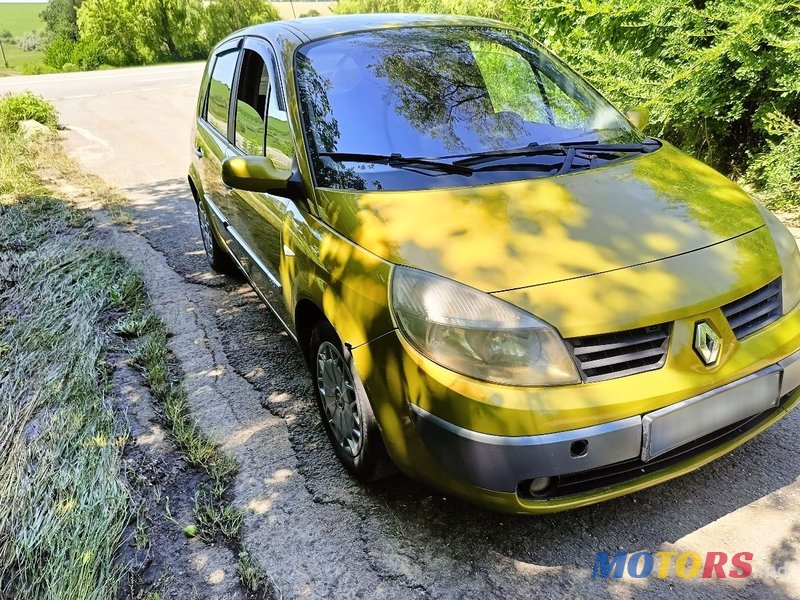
<box><xmin>410</xmin><ymin>353</ymin><xmax>800</xmax><ymax>495</ymax></box>
<box><xmin>351</xmin><ymin>293</ymin><xmax>800</xmax><ymax>513</ymax></box>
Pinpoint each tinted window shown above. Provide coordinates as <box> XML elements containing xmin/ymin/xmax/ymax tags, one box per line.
<box><xmin>207</xmin><ymin>49</ymin><xmax>239</xmax><ymax>136</ymax></box>
<box><xmin>296</xmin><ymin>27</ymin><xmax>641</xmax><ymax>191</ymax></box>
<box><xmin>266</xmin><ymin>67</ymin><xmax>294</xmax><ymax>170</ymax></box>
<box><xmin>234</xmin><ymin>49</ymin><xmax>268</xmax><ymax>155</ymax></box>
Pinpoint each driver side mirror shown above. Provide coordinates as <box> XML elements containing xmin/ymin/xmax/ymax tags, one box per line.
<box><xmin>221</xmin><ymin>155</ymin><xmax>292</xmax><ymax>193</ymax></box>
<box><xmin>624</xmin><ymin>106</ymin><xmax>649</xmax><ymax>131</ymax></box>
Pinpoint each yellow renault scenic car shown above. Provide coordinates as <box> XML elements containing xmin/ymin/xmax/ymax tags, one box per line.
<box><xmin>188</xmin><ymin>14</ymin><xmax>800</xmax><ymax>513</ymax></box>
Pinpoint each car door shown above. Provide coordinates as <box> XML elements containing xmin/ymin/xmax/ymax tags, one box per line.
<box><xmin>195</xmin><ymin>38</ymin><xmax>242</xmax><ymax>257</ymax></box>
<box><xmin>227</xmin><ymin>37</ymin><xmax>296</xmax><ymax>329</ymax></box>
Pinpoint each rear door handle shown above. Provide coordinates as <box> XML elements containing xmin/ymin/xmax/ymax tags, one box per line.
<box><xmin>195</xmin><ymin>146</ymin><xmax>204</xmax><ymax>158</ymax></box>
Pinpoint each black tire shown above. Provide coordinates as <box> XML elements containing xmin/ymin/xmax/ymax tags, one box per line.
<box><xmin>196</xmin><ymin>198</ymin><xmax>237</xmax><ymax>274</ymax></box>
<box><xmin>310</xmin><ymin>320</ymin><xmax>393</xmax><ymax>481</ymax></box>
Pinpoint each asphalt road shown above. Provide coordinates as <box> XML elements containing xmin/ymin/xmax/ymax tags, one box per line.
<box><xmin>3</xmin><ymin>64</ymin><xmax>800</xmax><ymax>599</ymax></box>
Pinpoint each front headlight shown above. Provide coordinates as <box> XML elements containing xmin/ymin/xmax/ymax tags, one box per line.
<box><xmin>779</xmin><ymin>232</ymin><xmax>800</xmax><ymax>313</ymax></box>
<box><xmin>390</xmin><ymin>267</ymin><xmax>580</xmax><ymax>386</ymax></box>
<box><xmin>760</xmin><ymin>205</ymin><xmax>800</xmax><ymax>313</ymax></box>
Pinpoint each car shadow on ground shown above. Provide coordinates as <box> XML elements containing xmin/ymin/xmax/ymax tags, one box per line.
<box><xmin>122</xmin><ymin>177</ymin><xmax>234</xmax><ymax>287</ymax></box>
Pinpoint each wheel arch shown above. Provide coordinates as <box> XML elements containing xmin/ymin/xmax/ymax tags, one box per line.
<box><xmin>295</xmin><ymin>297</ymin><xmax>327</xmax><ymax>367</ymax></box>
<box><xmin>187</xmin><ymin>165</ymin><xmax>204</xmax><ymax>204</ymax></box>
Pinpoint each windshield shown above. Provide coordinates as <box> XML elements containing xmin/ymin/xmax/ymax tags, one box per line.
<box><xmin>296</xmin><ymin>26</ymin><xmax>643</xmax><ymax>191</ymax></box>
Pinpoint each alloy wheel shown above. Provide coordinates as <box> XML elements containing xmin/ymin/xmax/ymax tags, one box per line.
<box><xmin>316</xmin><ymin>341</ymin><xmax>363</xmax><ymax>456</ymax></box>
<box><xmin>198</xmin><ymin>201</ymin><xmax>214</xmax><ymax>258</ymax></box>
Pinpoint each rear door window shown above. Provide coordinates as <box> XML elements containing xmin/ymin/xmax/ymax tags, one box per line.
<box><xmin>234</xmin><ymin>50</ymin><xmax>268</xmax><ymax>155</ymax></box>
<box><xmin>206</xmin><ymin>49</ymin><xmax>240</xmax><ymax>137</ymax></box>
<box><xmin>233</xmin><ymin>39</ymin><xmax>296</xmax><ymax>168</ymax></box>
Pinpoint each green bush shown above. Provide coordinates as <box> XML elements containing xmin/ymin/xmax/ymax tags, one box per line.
<box><xmin>748</xmin><ymin>112</ymin><xmax>800</xmax><ymax>210</ymax></box>
<box><xmin>0</xmin><ymin>93</ymin><xmax>59</xmax><ymax>133</ymax></box>
<box><xmin>43</xmin><ymin>37</ymin><xmax>77</xmax><ymax>69</ymax></box>
<box><xmin>16</xmin><ymin>31</ymin><xmax>45</xmax><ymax>52</ymax></box>
<box><xmin>20</xmin><ymin>63</ymin><xmax>60</xmax><ymax>75</ymax></box>
<box><xmin>61</xmin><ymin>62</ymin><xmax>79</xmax><ymax>72</ymax></box>
<box><xmin>71</xmin><ymin>38</ymin><xmax>108</xmax><ymax>70</ymax></box>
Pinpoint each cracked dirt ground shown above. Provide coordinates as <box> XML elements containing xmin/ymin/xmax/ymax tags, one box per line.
<box><xmin>3</xmin><ymin>65</ymin><xmax>800</xmax><ymax>598</ymax></box>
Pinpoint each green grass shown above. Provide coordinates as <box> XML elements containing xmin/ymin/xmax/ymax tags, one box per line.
<box><xmin>0</xmin><ymin>128</ymin><xmax>140</xmax><ymax>598</ymax></box>
<box><xmin>0</xmin><ymin>94</ymin><xmax>262</xmax><ymax>599</ymax></box>
<box><xmin>131</xmin><ymin>318</ymin><xmax>244</xmax><ymax>550</ymax></box>
<box><xmin>131</xmin><ymin>322</ymin><xmax>239</xmax><ymax>483</ymax></box>
<box><xmin>0</xmin><ymin>3</ymin><xmax>47</xmax><ymax>75</ymax></box>
<box><xmin>0</xmin><ymin>3</ymin><xmax>44</xmax><ymax>36</ymax></box>
<box><xmin>0</xmin><ymin>42</ymin><xmax>44</xmax><ymax>75</ymax></box>
<box><xmin>238</xmin><ymin>550</ymin><xmax>278</xmax><ymax>598</ymax></box>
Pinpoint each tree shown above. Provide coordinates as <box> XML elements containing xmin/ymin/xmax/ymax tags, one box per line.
<box><xmin>205</xmin><ymin>0</ymin><xmax>279</xmax><ymax>46</ymax></box>
<box><xmin>77</xmin><ymin>0</ymin><xmax>206</xmax><ymax>64</ymax></box>
<box><xmin>140</xmin><ymin>0</ymin><xmax>206</xmax><ymax>60</ymax></box>
<box><xmin>41</xmin><ymin>0</ymin><xmax>83</xmax><ymax>42</ymax></box>
<box><xmin>77</xmin><ymin>0</ymin><xmax>143</xmax><ymax>65</ymax></box>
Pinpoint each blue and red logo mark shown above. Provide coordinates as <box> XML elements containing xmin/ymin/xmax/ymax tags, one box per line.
<box><xmin>593</xmin><ymin>551</ymin><xmax>753</xmax><ymax>579</ymax></box>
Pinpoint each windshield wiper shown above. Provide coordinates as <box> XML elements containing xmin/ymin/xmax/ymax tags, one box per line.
<box><xmin>318</xmin><ymin>151</ymin><xmax>473</xmax><ymax>176</ymax></box>
<box><xmin>452</xmin><ymin>137</ymin><xmax>661</xmax><ymax>168</ymax></box>
<box><xmin>554</xmin><ymin>137</ymin><xmax>661</xmax><ymax>153</ymax></box>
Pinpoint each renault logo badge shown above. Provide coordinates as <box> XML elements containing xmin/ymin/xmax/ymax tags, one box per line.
<box><xmin>694</xmin><ymin>321</ymin><xmax>722</xmax><ymax>366</ymax></box>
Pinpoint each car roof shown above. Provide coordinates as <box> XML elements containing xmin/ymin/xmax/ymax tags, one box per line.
<box><xmin>242</xmin><ymin>13</ymin><xmax>512</xmax><ymax>43</ymax></box>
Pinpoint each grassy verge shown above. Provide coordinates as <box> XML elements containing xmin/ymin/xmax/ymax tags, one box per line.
<box><xmin>0</xmin><ymin>131</ymin><xmax>138</xmax><ymax>597</ymax></box>
<box><xmin>0</xmin><ymin>96</ymin><xmax>274</xmax><ymax>598</ymax></box>
<box><xmin>129</xmin><ymin>313</ymin><xmax>276</xmax><ymax>598</ymax></box>
<box><xmin>130</xmin><ymin>318</ymin><xmax>242</xmax><ymax>542</ymax></box>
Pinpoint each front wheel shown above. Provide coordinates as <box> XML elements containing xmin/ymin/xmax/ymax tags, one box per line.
<box><xmin>196</xmin><ymin>199</ymin><xmax>236</xmax><ymax>274</ymax></box>
<box><xmin>310</xmin><ymin>320</ymin><xmax>393</xmax><ymax>481</ymax></box>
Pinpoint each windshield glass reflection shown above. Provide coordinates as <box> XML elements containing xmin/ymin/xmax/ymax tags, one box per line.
<box><xmin>296</xmin><ymin>26</ymin><xmax>642</xmax><ymax>191</ymax></box>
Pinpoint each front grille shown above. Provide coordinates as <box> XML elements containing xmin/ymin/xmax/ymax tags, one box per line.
<box><xmin>566</xmin><ymin>323</ymin><xmax>671</xmax><ymax>383</ymax></box>
<box><xmin>721</xmin><ymin>278</ymin><xmax>782</xmax><ymax>339</ymax></box>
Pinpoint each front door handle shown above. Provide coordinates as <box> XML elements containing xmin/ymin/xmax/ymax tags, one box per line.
<box><xmin>195</xmin><ymin>146</ymin><xmax>204</xmax><ymax>158</ymax></box>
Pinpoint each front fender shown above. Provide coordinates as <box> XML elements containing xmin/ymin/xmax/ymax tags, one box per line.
<box><xmin>281</xmin><ymin>203</ymin><xmax>395</xmax><ymax>348</ymax></box>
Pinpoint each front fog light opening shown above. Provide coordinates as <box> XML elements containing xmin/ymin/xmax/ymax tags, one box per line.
<box><xmin>519</xmin><ymin>476</ymin><xmax>558</xmax><ymax>499</ymax></box>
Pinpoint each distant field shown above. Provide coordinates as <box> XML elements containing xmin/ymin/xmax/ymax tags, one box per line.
<box><xmin>0</xmin><ymin>43</ymin><xmax>43</xmax><ymax>74</ymax></box>
<box><xmin>0</xmin><ymin>3</ymin><xmax>44</xmax><ymax>36</ymax></box>
<box><xmin>0</xmin><ymin>3</ymin><xmax>45</xmax><ymax>76</ymax></box>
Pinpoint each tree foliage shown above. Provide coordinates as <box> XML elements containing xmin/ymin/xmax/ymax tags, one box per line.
<box><xmin>40</xmin><ymin>0</ymin><xmax>82</xmax><ymax>42</ymax></box>
<box><xmin>41</xmin><ymin>0</ymin><xmax>280</xmax><ymax>68</ymax></box>
<box><xmin>75</xmin><ymin>0</ymin><xmax>143</xmax><ymax>65</ymax></box>
<box><xmin>336</xmin><ymin>0</ymin><xmax>800</xmax><ymax>207</ymax></box>
<box><xmin>205</xmin><ymin>0</ymin><xmax>280</xmax><ymax>45</ymax></box>
<box><xmin>76</xmin><ymin>0</ymin><xmax>207</xmax><ymax>64</ymax></box>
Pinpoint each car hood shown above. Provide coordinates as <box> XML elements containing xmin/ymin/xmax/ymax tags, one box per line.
<box><xmin>314</xmin><ymin>142</ymin><xmax>766</xmax><ymax>293</ymax></box>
